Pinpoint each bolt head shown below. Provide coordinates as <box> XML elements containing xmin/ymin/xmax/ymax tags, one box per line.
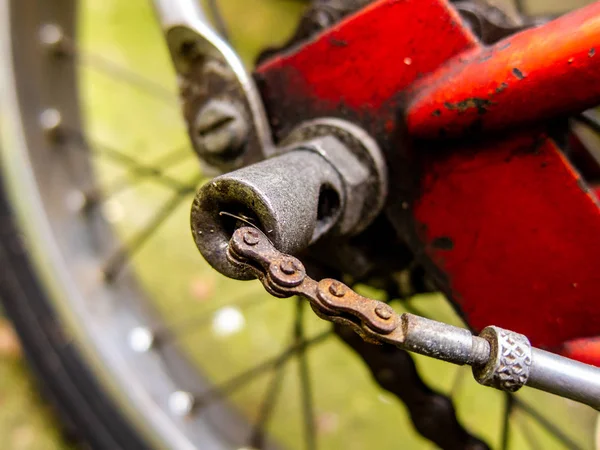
<box><xmin>242</xmin><ymin>229</ymin><xmax>260</xmax><ymax>246</ymax></box>
<box><xmin>328</xmin><ymin>281</ymin><xmax>347</xmax><ymax>297</ymax></box>
<box><xmin>374</xmin><ymin>304</ymin><xmax>393</xmax><ymax>320</ymax></box>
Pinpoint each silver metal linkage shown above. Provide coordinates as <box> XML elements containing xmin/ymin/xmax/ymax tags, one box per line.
<box><xmin>400</xmin><ymin>316</ymin><xmax>600</xmax><ymax>409</ymax></box>
<box><xmin>400</xmin><ymin>314</ymin><xmax>490</xmax><ymax>366</ymax></box>
<box><xmin>192</xmin><ymin>120</ymin><xmax>387</xmax><ymax>280</ymax></box>
<box><xmin>227</xmin><ymin>227</ymin><xmax>600</xmax><ymax>409</ymax></box>
<box><xmin>152</xmin><ymin>0</ymin><xmax>274</xmax><ymax>171</ymax></box>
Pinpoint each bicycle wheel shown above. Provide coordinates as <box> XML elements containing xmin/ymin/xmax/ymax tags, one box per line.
<box><xmin>0</xmin><ymin>0</ymin><xmax>597</xmax><ymax>449</ymax></box>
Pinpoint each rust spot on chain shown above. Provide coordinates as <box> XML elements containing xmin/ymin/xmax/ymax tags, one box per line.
<box><xmin>317</xmin><ymin>279</ymin><xmax>400</xmax><ymax>334</ymax></box>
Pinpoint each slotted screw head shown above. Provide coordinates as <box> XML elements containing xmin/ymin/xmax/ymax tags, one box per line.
<box><xmin>329</xmin><ymin>281</ymin><xmax>347</xmax><ymax>297</ymax></box>
<box><xmin>193</xmin><ymin>100</ymin><xmax>248</xmax><ymax>159</ymax></box>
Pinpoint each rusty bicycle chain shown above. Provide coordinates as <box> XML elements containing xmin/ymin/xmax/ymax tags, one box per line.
<box><xmin>228</xmin><ymin>227</ymin><xmax>489</xmax><ymax>449</ymax></box>
<box><xmin>228</xmin><ymin>227</ymin><xmax>405</xmax><ymax>345</ymax></box>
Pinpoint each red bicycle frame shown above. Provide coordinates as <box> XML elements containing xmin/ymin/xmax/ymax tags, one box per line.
<box><xmin>256</xmin><ymin>0</ymin><xmax>600</xmax><ymax>365</ymax></box>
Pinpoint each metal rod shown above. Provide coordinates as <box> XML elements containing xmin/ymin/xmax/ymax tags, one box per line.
<box><xmin>407</xmin><ymin>1</ymin><xmax>600</xmax><ymax>138</ymax></box>
<box><xmin>400</xmin><ymin>313</ymin><xmax>490</xmax><ymax>366</ymax></box>
<box><xmin>527</xmin><ymin>348</ymin><xmax>600</xmax><ymax>410</ymax></box>
<box><xmin>401</xmin><ymin>315</ymin><xmax>600</xmax><ymax>408</ymax></box>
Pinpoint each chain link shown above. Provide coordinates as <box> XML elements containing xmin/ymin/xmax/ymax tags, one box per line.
<box><xmin>228</xmin><ymin>227</ymin><xmax>600</xmax><ymax>412</ymax></box>
<box><xmin>228</xmin><ymin>226</ymin><xmax>487</xmax><ymax>363</ymax></box>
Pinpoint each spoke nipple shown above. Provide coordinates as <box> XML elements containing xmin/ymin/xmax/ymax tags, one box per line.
<box><xmin>65</xmin><ymin>189</ymin><xmax>88</xmax><ymax>213</ymax></box>
<box><xmin>279</xmin><ymin>258</ymin><xmax>299</xmax><ymax>275</ymax></box>
<box><xmin>329</xmin><ymin>281</ymin><xmax>347</xmax><ymax>297</ymax></box>
<box><xmin>375</xmin><ymin>304</ymin><xmax>393</xmax><ymax>320</ymax></box>
<box><xmin>242</xmin><ymin>229</ymin><xmax>260</xmax><ymax>246</ymax></box>
<box><xmin>39</xmin><ymin>108</ymin><xmax>62</xmax><ymax>140</ymax></box>
<box><xmin>39</xmin><ymin>24</ymin><xmax>65</xmax><ymax>53</ymax></box>
<box><xmin>168</xmin><ymin>391</ymin><xmax>195</xmax><ymax>417</ymax></box>
<box><xmin>128</xmin><ymin>327</ymin><xmax>155</xmax><ymax>353</ymax></box>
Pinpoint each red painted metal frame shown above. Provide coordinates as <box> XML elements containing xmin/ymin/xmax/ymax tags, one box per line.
<box><xmin>256</xmin><ymin>0</ymin><xmax>600</xmax><ymax>364</ymax></box>
<box><xmin>407</xmin><ymin>1</ymin><xmax>600</xmax><ymax>138</ymax></box>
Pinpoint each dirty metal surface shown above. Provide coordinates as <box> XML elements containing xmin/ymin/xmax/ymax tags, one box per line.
<box><xmin>255</xmin><ymin>0</ymin><xmax>600</xmax><ymax>358</ymax></box>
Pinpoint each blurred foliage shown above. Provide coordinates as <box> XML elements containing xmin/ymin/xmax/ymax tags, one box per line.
<box><xmin>0</xmin><ymin>319</ymin><xmax>72</xmax><ymax>449</ymax></box>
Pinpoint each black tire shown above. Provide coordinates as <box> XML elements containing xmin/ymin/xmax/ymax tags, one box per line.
<box><xmin>0</xmin><ymin>179</ymin><xmax>150</xmax><ymax>449</ymax></box>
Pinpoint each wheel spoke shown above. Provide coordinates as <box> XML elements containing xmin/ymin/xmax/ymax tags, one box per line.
<box><xmin>57</xmin><ymin>33</ymin><xmax>176</xmax><ymax>105</ymax></box>
<box><xmin>449</xmin><ymin>365</ymin><xmax>468</xmax><ymax>398</ymax></box>
<box><xmin>500</xmin><ymin>394</ymin><xmax>514</xmax><ymax>450</ymax></box>
<box><xmin>207</xmin><ymin>0</ymin><xmax>231</xmax><ymax>42</ymax></box>
<box><xmin>295</xmin><ymin>298</ymin><xmax>317</xmax><ymax>450</ymax></box>
<box><xmin>194</xmin><ymin>329</ymin><xmax>332</xmax><ymax>409</ymax></box>
<box><xmin>248</xmin><ymin>351</ymin><xmax>288</xmax><ymax>449</ymax></box>
<box><xmin>85</xmin><ymin>135</ymin><xmax>192</xmax><ymax>192</ymax></box>
<box><xmin>515</xmin><ymin>415</ymin><xmax>543</xmax><ymax>450</ymax></box>
<box><xmin>334</xmin><ymin>323</ymin><xmax>489</xmax><ymax>449</ymax></box>
<box><xmin>513</xmin><ymin>398</ymin><xmax>582</xmax><ymax>450</ymax></box>
<box><xmin>64</xmin><ymin>129</ymin><xmax>194</xmax><ymax>193</ymax></box>
<box><xmin>102</xmin><ymin>145</ymin><xmax>194</xmax><ymax>198</ymax></box>
<box><xmin>102</xmin><ymin>174</ymin><xmax>201</xmax><ymax>281</ymax></box>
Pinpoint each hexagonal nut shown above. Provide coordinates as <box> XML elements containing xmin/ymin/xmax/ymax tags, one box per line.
<box><xmin>299</xmin><ymin>135</ymin><xmax>371</xmax><ymax>236</ymax></box>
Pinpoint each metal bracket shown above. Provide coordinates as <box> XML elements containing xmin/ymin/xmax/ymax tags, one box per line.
<box><xmin>152</xmin><ymin>0</ymin><xmax>274</xmax><ymax>172</ymax></box>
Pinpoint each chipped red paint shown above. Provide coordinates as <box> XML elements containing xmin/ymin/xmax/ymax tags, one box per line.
<box><xmin>407</xmin><ymin>1</ymin><xmax>600</xmax><ymax>138</ymax></box>
<box><xmin>257</xmin><ymin>0</ymin><xmax>478</xmax><ymax>134</ymax></box>
<box><xmin>256</xmin><ymin>0</ymin><xmax>600</xmax><ymax>359</ymax></box>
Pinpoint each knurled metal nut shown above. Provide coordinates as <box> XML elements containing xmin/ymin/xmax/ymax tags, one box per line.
<box><xmin>472</xmin><ymin>326</ymin><xmax>532</xmax><ymax>392</ymax></box>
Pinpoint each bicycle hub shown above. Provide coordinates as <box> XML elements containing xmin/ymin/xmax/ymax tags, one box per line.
<box><xmin>191</xmin><ymin>118</ymin><xmax>387</xmax><ymax>279</ymax></box>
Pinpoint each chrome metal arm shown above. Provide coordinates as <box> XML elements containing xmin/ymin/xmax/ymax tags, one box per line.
<box><xmin>152</xmin><ymin>0</ymin><xmax>274</xmax><ymax>171</ymax></box>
